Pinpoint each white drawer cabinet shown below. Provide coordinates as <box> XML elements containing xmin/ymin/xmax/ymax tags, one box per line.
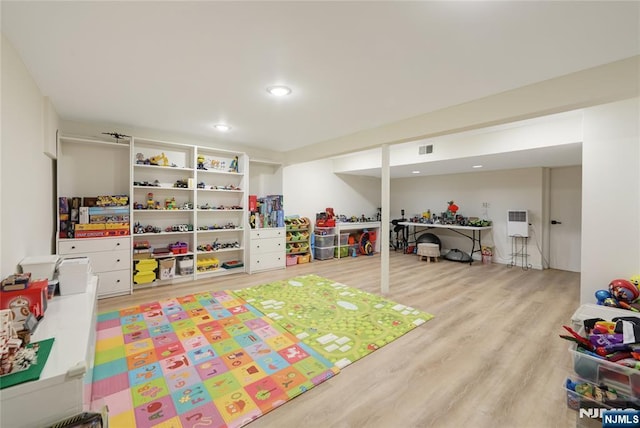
<box><xmin>250</xmin><ymin>228</ymin><xmax>285</xmax><ymax>273</ymax></box>
<box><xmin>58</xmin><ymin>236</ymin><xmax>132</xmax><ymax>298</ymax></box>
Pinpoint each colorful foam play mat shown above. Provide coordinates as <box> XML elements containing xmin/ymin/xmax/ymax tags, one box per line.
<box><xmin>91</xmin><ymin>276</ymin><xmax>433</xmax><ymax>427</ymax></box>
<box><xmin>91</xmin><ymin>290</ymin><xmax>338</xmax><ymax>428</ymax></box>
<box><xmin>234</xmin><ymin>274</ymin><xmax>434</xmax><ymax>368</ymax></box>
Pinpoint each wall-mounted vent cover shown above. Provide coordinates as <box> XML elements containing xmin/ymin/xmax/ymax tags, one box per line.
<box><xmin>507</xmin><ymin>210</ymin><xmax>529</xmax><ymax>237</ymax></box>
<box><xmin>418</xmin><ymin>144</ymin><xmax>433</xmax><ymax>155</ymax></box>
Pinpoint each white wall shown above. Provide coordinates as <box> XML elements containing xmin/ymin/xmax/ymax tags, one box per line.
<box><xmin>249</xmin><ymin>162</ymin><xmax>283</xmax><ymax>198</ymax></box>
<box><xmin>581</xmin><ymin>98</ymin><xmax>640</xmax><ymax>304</ymax></box>
<box><xmin>391</xmin><ymin>168</ymin><xmax>545</xmax><ymax>268</ymax></box>
<box><xmin>283</xmin><ymin>158</ymin><xmax>381</xmax><ymax>222</ymax></box>
<box><xmin>1</xmin><ymin>35</ymin><xmax>58</xmax><ymax>277</ymax></box>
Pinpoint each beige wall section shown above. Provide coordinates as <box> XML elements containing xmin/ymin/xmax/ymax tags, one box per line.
<box><xmin>284</xmin><ymin>56</ymin><xmax>639</xmax><ymax>163</ymax></box>
<box><xmin>1</xmin><ymin>35</ymin><xmax>57</xmax><ymax>277</ymax></box>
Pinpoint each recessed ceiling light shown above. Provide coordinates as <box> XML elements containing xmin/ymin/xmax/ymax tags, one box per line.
<box><xmin>411</xmin><ymin>170</ymin><xmax>421</xmax><ymax>174</ymax></box>
<box><xmin>266</xmin><ymin>85</ymin><xmax>292</xmax><ymax>97</ymax></box>
<box><xmin>472</xmin><ymin>165</ymin><xmax>483</xmax><ymax>169</ymax></box>
<box><xmin>213</xmin><ymin>124</ymin><xmax>231</xmax><ymax>132</ymax></box>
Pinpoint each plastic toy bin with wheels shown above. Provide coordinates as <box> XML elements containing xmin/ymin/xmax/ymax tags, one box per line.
<box><xmin>569</xmin><ymin>304</ymin><xmax>640</xmax><ymax>398</ymax></box>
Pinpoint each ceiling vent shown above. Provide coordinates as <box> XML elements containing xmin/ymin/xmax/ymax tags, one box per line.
<box><xmin>418</xmin><ymin>144</ymin><xmax>433</xmax><ymax>155</ymax></box>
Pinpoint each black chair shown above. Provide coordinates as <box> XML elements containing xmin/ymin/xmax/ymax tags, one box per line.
<box><xmin>390</xmin><ymin>219</ymin><xmax>408</xmax><ymax>251</ymax></box>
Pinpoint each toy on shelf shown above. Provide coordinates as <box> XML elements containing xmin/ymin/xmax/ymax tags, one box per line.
<box><xmin>316</xmin><ymin>208</ymin><xmax>336</xmax><ymax>227</ymax></box>
<box><xmin>149</xmin><ymin>153</ymin><xmax>169</xmax><ymax>167</ymax></box>
<box><xmin>147</xmin><ymin>193</ymin><xmax>155</xmax><ymax>210</ymax></box>
<box><xmin>594</xmin><ymin>276</ymin><xmax>640</xmax><ymax>312</ymax></box>
<box><xmin>197</xmin><ymin>155</ymin><xmax>207</xmax><ymax>170</ymax></box>
<box><xmin>447</xmin><ymin>200</ymin><xmax>459</xmax><ymax>216</ymax></box>
<box><xmin>229</xmin><ymin>156</ymin><xmax>239</xmax><ymax>173</ymax></box>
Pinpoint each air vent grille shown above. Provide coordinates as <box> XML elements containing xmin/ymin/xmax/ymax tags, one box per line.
<box><xmin>418</xmin><ymin>144</ymin><xmax>433</xmax><ymax>155</ymax></box>
<box><xmin>508</xmin><ymin>211</ymin><xmax>527</xmax><ymax>222</ymax></box>
<box><xmin>507</xmin><ymin>210</ymin><xmax>529</xmax><ymax>237</ymax></box>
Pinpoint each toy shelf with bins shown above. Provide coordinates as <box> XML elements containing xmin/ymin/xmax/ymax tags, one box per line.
<box><xmin>131</xmin><ymin>229</ymin><xmax>196</xmax><ymax>290</ymax></box>
<box><xmin>285</xmin><ymin>217</ymin><xmax>311</xmax><ymax>266</ymax></box>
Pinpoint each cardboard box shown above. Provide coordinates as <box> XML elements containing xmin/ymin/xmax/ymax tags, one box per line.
<box><xmin>158</xmin><ymin>258</ymin><xmax>176</xmax><ymax>280</ymax></box>
<box><xmin>74</xmin><ymin>229</ymin><xmax>129</xmax><ymax>238</ymax></box>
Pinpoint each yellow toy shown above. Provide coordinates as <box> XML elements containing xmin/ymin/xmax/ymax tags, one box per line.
<box><xmin>197</xmin><ymin>155</ymin><xmax>207</xmax><ymax>170</ymax></box>
<box><xmin>149</xmin><ymin>153</ymin><xmax>169</xmax><ymax>167</ymax></box>
<box><xmin>147</xmin><ymin>193</ymin><xmax>155</xmax><ymax>210</ymax></box>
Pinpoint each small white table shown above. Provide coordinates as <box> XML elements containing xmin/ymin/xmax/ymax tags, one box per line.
<box><xmin>335</xmin><ymin>221</ymin><xmax>381</xmax><ymax>258</ymax></box>
<box><xmin>399</xmin><ymin>222</ymin><xmax>492</xmax><ymax>264</ymax></box>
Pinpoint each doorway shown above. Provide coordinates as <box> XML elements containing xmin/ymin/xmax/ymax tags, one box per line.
<box><xmin>549</xmin><ymin>166</ymin><xmax>582</xmax><ymax>272</ymax></box>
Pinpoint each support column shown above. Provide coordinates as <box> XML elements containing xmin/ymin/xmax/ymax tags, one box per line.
<box><xmin>381</xmin><ymin>144</ymin><xmax>390</xmax><ymax>294</ymax></box>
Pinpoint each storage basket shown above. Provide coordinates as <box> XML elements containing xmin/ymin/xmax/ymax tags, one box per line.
<box><xmin>297</xmin><ymin>254</ymin><xmax>311</xmax><ymax>264</ymax></box>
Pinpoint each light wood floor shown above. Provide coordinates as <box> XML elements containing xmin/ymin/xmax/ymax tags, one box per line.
<box><xmin>98</xmin><ymin>251</ymin><xmax>583</xmax><ymax>428</ymax></box>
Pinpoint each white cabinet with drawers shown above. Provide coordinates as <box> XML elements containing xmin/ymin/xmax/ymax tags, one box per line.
<box><xmin>58</xmin><ymin>236</ymin><xmax>132</xmax><ymax>298</ymax></box>
<box><xmin>250</xmin><ymin>228</ymin><xmax>286</xmax><ymax>273</ymax></box>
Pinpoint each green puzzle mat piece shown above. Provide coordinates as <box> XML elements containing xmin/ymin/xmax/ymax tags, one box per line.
<box><xmin>234</xmin><ymin>274</ymin><xmax>434</xmax><ymax>368</ymax></box>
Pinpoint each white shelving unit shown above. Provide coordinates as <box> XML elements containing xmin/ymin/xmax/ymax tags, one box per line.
<box><xmin>56</xmin><ymin>134</ymin><xmax>132</xmax><ymax>299</ymax></box>
<box><xmin>194</xmin><ymin>146</ymin><xmax>247</xmax><ymax>277</ymax></box>
<box><xmin>130</xmin><ymin>138</ymin><xmax>248</xmax><ymax>289</ymax></box>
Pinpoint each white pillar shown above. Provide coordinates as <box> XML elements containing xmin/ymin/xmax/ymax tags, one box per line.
<box><xmin>381</xmin><ymin>144</ymin><xmax>390</xmax><ymax>294</ymax></box>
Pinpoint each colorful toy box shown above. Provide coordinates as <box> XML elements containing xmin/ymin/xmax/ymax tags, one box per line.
<box><xmin>0</xmin><ymin>279</ymin><xmax>48</xmax><ymax>329</ymax></box>
<box><xmin>169</xmin><ymin>242</ymin><xmax>188</xmax><ymax>254</ymax></box>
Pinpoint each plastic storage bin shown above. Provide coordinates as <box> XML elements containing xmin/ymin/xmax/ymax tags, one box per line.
<box><xmin>314</xmin><ymin>234</ymin><xmax>335</xmax><ymax>247</ymax></box>
<box><xmin>133</xmin><ymin>270</ymin><xmax>156</xmax><ymax>284</ymax></box>
<box><xmin>334</xmin><ymin>246</ymin><xmax>349</xmax><ymax>258</ymax></box>
<box><xmin>133</xmin><ymin>259</ymin><xmax>158</xmax><ymax>272</ymax></box>
<box><xmin>197</xmin><ymin>257</ymin><xmax>219</xmax><ymax>272</ymax></box>
<box><xmin>337</xmin><ymin>233</ymin><xmax>349</xmax><ymax>246</ymax></box>
<box><xmin>564</xmin><ymin>374</ymin><xmax>640</xmax><ymax>413</ymax></box>
<box><xmin>286</xmin><ymin>255</ymin><xmax>299</xmax><ymax>266</ymax></box>
<box><xmin>570</xmin><ymin>304</ymin><xmax>640</xmax><ymax>398</ymax></box>
<box><xmin>314</xmin><ymin>227</ymin><xmax>335</xmax><ymax>236</ymax></box>
<box><xmin>314</xmin><ymin>246</ymin><xmax>335</xmax><ymax>260</ymax></box>
<box><xmin>20</xmin><ymin>255</ymin><xmax>60</xmax><ymax>281</ymax></box>
<box><xmin>177</xmin><ymin>257</ymin><xmax>193</xmax><ymax>275</ymax></box>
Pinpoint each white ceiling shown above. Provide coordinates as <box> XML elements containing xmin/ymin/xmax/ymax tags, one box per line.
<box><xmin>338</xmin><ymin>142</ymin><xmax>583</xmax><ymax>179</ymax></box>
<box><xmin>2</xmin><ymin>1</ymin><xmax>638</xmax><ymax>154</ymax></box>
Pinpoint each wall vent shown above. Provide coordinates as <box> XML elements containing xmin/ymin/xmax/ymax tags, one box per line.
<box><xmin>507</xmin><ymin>210</ymin><xmax>529</xmax><ymax>237</ymax></box>
<box><xmin>418</xmin><ymin>144</ymin><xmax>433</xmax><ymax>155</ymax></box>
